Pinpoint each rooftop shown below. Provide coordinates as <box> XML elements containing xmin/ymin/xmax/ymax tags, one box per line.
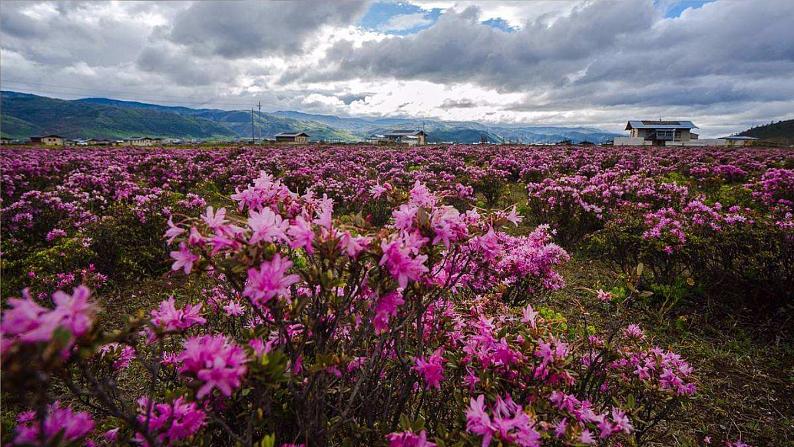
<box><xmin>625</xmin><ymin>120</ymin><xmax>698</xmax><ymax>130</ymax></box>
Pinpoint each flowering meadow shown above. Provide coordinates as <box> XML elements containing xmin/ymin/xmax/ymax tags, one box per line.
<box><xmin>1</xmin><ymin>145</ymin><xmax>792</xmax><ymax>446</ymax></box>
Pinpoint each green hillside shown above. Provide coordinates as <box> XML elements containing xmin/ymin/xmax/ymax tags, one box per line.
<box><xmin>1</xmin><ymin>91</ymin><xmax>236</xmax><ymax>139</ymax></box>
<box><xmin>739</xmin><ymin>119</ymin><xmax>794</xmax><ymax>145</ymax></box>
<box><xmin>1</xmin><ymin>90</ymin><xmax>616</xmax><ymax>144</ymax></box>
<box><xmin>79</xmin><ymin>97</ymin><xmax>357</xmax><ymax>142</ymax></box>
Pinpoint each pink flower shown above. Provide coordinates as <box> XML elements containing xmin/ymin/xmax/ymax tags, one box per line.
<box><xmin>373</xmin><ymin>291</ymin><xmax>405</xmax><ymax>334</ymax></box>
<box><xmin>466</xmin><ymin>395</ymin><xmax>493</xmax><ymax>446</ymax></box>
<box><xmin>1</xmin><ymin>286</ymin><xmax>95</xmax><ymax>351</ymax></box>
<box><xmin>150</xmin><ymin>297</ymin><xmax>206</xmax><ymax>333</ymax></box>
<box><xmin>165</xmin><ymin>216</ymin><xmax>185</xmax><ymax>244</ymax></box>
<box><xmin>340</xmin><ymin>232</ymin><xmax>371</xmax><ymax>258</ymax></box>
<box><xmin>413</xmin><ymin>350</ymin><xmax>444</xmax><ymax>390</ymax></box>
<box><xmin>201</xmin><ymin>206</ymin><xmax>226</xmax><ymax>229</ymax></box>
<box><xmin>287</xmin><ymin>216</ymin><xmax>314</xmax><ymax>254</ymax></box>
<box><xmin>223</xmin><ymin>300</ymin><xmax>245</xmax><ymax>316</ymax></box>
<box><xmin>248</xmin><ymin>208</ymin><xmax>289</xmax><ymax>244</ymax></box>
<box><xmin>135</xmin><ymin>396</ymin><xmax>205</xmax><ymax>446</ymax></box>
<box><xmin>393</xmin><ymin>204</ymin><xmax>418</xmax><ymax>231</ymax></box>
<box><xmin>466</xmin><ymin>394</ymin><xmax>540</xmax><ymax>447</ymax></box>
<box><xmin>387</xmin><ymin>430</ymin><xmax>437</xmax><ymax>447</ymax></box>
<box><xmin>611</xmin><ymin>407</ymin><xmax>633</xmax><ymax>434</ymax></box>
<box><xmin>243</xmin><ymin>254</ymin><xmax>300</xmax><ymax>307</ymax></box>
<box><xmin>624</xmin><ymin>324</ymin><xmax>645</xmax><ymax>340</ymax></box>
<box><xmin>596</xmin><ymin>289</ymin><xmax>613</xmax><ymax>302</ymax></box>
<box><xmin>521</xmin><ymin>304</ymin><xmax>539</xmax><ymax>329</ymax></box>
<box><xmin>580</xmin><ymin>429</ymin><xmax>595</xmax><ymax>445</ymax></box>
<box><xmin>13</xmin><ymin>401</ymin><xmax>94</xmax><ymax>445</ymax></box>
<box><xmin>409</xmin><ymin>181</ymin><xmax>436</xmax><ymax>207</ymax></box>
<box><xmin>380</xmin><ymin>239</ymin><xmax>428</xmax><ymax>289</ymax></box>
<box><xmin>177</xmin><ymin>334</ymin><xmax>247</xmax><ymax>399</ymax></box>
<box><xmin>100</xmin><ymin>343</ymin><xmax>137</xmax><ymax>369</ymax></box>
<box><xmin>170</xmin><ymin>242</ymin><xmax>199</xmax><ymax>274</ymax></box>
<box><xmin>370</xmin><ymin>183</ymin><xmax>389</xmax><ymax>198</ymax></box>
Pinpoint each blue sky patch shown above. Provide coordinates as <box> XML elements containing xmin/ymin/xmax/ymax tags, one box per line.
<box><xmin>359</xmin><ymin>1</ymin><xmax>442</xmax><ymax>35</ymax></box>
<box><xmin>659</xmin><ymin>0</ymin><xmax>716</xmax><ymax>18</ymax></box>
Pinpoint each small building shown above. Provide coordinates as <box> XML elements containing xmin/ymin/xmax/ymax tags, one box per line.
<box><xmin>129</xmin><ymin>137</ymin><xmax>163</xmax><ymax>147</ymax></box>
<box><xmin>30</xmin><ymin>135</ymin><xmax>65</xmax><ymax>146</ymax></box>
<box><xmin>371</xmin><ymin>130</ymin><xmax>427</xmax><ymax>146</ymax></box>
<box><xmin>616</xmin><ymin>120</ymin><xmax>698</xmax><ymax>146</ymax></box>
<box><xmin>718</xmin><ymin>135</ymin><xmax>758</xmax><ymax>147</ymax></box>
<box><xmin>275</xmin><ymin>132</ymin><xmax>310</xmax><ymax>144</ymax></box>
<box><xmin>84</xmin><ymin>139</ymin><xmax>113</xmax><ymax>146</ymax></box>
<box><xmin>1</xmin><ymin>136</ymin><xmax>14</xmax><ymax>145</ymax></box>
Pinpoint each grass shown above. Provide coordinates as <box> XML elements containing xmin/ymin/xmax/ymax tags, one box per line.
<box><xmin>543</xmin><ymin>254</ymin><xmax>794</xmax><ymax>446</ymax></box>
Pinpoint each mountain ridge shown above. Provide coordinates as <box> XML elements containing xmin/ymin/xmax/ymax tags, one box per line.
<box><xmin>2</xmin><ymin>90</ymin><xmax>620</xmax><ymax>143</ymax></box>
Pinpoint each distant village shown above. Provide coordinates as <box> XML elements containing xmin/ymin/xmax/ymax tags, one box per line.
<box><xmin>0</xmin><ymin>121</ymin><xmax>761</xmax><ymax>147</ymax></box>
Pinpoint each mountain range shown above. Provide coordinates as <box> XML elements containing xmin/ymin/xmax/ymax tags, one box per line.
<box><xmin>1</xmin><ymin>91</ymin><xmax>621</xmax><ymax>144</ymax></box>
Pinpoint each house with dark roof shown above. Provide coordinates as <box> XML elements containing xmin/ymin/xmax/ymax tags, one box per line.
<box><xmin>371</xmin><ymin>130</ymin><xmax>427</xmax><ymax>146</ymax></box>
<box><xmin>275</xmin><ymin>132</ymin><xmax>309</xmax><ymax>144</ymax></box>
<box><xmin>30</xmin><ymin>135</ymin><xmax>65</xmax><ymax>146</ymax></box>
<box><xmin>624</xmin><ymin>120</ymin><xmax>698</xmax><ymax>145</ymax></box>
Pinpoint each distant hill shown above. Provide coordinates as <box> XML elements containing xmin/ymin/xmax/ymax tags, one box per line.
<box><xmin>1</xmin><ymin>90</ymin><xmax>619</xmax><ymax>143</ymax></box>
<box><xmin>1</xmin><ymin>91</ymin><xmax>236</xmax><ymax>140</ymax></box>
<box><xmin>739</xmin><ymin>119</ymin><xmax>794</xmax><ymax>145</ymax></box>
<box><xmin>77</xmin><ymin>98</ymin><xmax>356</xmax><ymax>142</ymax></box>
<box><xmin>272</xmin><ymin>110</ymin><xmax>619</xmax><ymax>144</ymax></box>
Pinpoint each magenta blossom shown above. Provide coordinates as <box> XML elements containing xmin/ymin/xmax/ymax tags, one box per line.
<box><xmin>135</xmin><ymin>396</ymin><xmax>206</xmax><ymax>446</ymax></box>
<box><xmin>387</xmin><ymin>430</ymin><xmax>437</xmax><ymax>447</ymax></box>
<box><xmin>170</xmin><ymin>242</ymin><xmax>199</xmax><ymax>274</ymax></box>
<box><xmin>243</xmin><ymin>254</ymin><xmax>300</xmax><ymax>307</ymax></box>
<box><xmin>177</xmin><ymin>334</ymin><xmax>248</xmax><ymax>399</ymax></box>
<box><xmin>1</xmin><ymin>286</ymin><xmax>95</xmax><ymax>353</ymax></box>
<box><xmin>373</xmin><ymin>291</ymin><xmax>405</xmax><ymax>334</ymax></box>
<box><xmin>413</xmin><ymin>350</ymin><xmax>444</xmax><ymax>390</ymax></box>
<box><xmin>150</xmin><ymin>297</ymin><xmax>206</xmax><ymax>334</ymax></box>
<box><xmin>12</xmin><ymin>401</ymin><xmax>94</xmax><ymax>446</ymax></box>
<box><xmin>380</xmin><ymin>239</ymin><xmax>429</xmax><ymax>289</ymax></box>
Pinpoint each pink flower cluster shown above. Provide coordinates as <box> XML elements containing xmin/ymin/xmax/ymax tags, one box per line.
<box><xmin>150</xmin><ymin>297</ymin><xmax>206</xmax><ymax>333</ymax></box>
<box><xmin>176</xmin><ymin>334</ymin><xmax>248</xmax><ymax>399</ymax></box>
<box><xmin>135</xmin><ymin>396</ymin><xmax>206</xmax><ymax>446</ymax></box>
<box><xmin>466</xmin><ymin>394</ymin><xmax>541</xmax><ymax>447</ymax></box>
<box><xmin>12</xmin><ymin>402</ymin><xmax>95</xmax><ymax>446</ymax></box>
<box><xmin>1</xmin><ymin>285</ymin><xmax>95</xmax><ymax>356</ymax></box>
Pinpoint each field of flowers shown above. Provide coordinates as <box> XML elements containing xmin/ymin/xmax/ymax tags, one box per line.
<box><xmin>1</xmin><ymin>145</ymin><xmax>792</xmax><ymax>446</ymax></box>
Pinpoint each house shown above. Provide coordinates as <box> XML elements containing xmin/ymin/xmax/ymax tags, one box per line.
<box><xmin>129</xmin><ymin>137</ymin><xmax>163</xmax><ymax>147</ymax></box>
<box><xmin>86</xmin><ymin>139</ymin><xmax>113</xmax><ymax>146</ymax></box>
<box><xmin>275</xmin><ymin>132</ymin><xmax>310</xmax><ymax>144</ymax></box>
<box><xmin>371</xmin><ymin>130</ymin><xmax>427</xmax><ymax>146</ymax></box>
<box><xmin>615</xmin><ymin>120</ymin><xmax>698</xmax><ymax>146</ymax></box>
<box><xmin>1</xmin><ymin>136</ymin><xmax>14</xmax><ymax>145</ymax></box>
<box><xmin>718</xmin><ymin>135</ymin><xmax>758</xmax><ymax>147</ymax></box>
<box><xmin>30</xmin><ymin>135</ymin><xmax>65</xmax><ymax>146</ymax></box>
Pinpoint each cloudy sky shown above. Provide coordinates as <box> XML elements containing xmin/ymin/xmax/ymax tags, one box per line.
<box><xmin>2</xmin><ymin>0</ymin><xmax>793</xmax><ymax>136</ymax></box>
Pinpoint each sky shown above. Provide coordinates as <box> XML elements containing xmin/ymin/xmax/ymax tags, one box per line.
<box><xmin>1</xmin><ymin>0</ymin><xmax>793</xmax><ymax>137</ymax></box>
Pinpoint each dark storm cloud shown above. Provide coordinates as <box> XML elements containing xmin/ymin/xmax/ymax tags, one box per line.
<box><xmin>167</xmin><ymin>0</ymin><xmax>369</xmax><ymax>59</ymax></box>
<box><xmin>0</xmin><ymin>1</ymin><xmax>165</xmax><ymax>67</ymax></box>
<box><xmin>315</xmin><ymin>1</ymin><xmax>656</xmax><ymax>89</ymax></box>
<box><xmin>337</xmin><ymin>93</ymin><xmax>369</xmax><ymax>105</ymax></box>
<box><xmin>136</xmin><ymin>43</ymin><xmax>236</xmax><ymax>86</ymax></box>
<box><xmin>314</xmin><ymin>0</ymin><xmax>794</xmax><ymax>110</ymax></box>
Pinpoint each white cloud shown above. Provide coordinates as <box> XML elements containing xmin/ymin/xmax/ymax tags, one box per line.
<box><xmin>1</xmin><ymin>0</ymin><xmax>793</xmax><ymax>137</ymax></box>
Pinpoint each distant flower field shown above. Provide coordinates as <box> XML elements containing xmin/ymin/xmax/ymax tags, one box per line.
<box><xmin>1</xmin><ymin>145</ymin><xmax>792</xmax><ymax>446</ymax></box>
